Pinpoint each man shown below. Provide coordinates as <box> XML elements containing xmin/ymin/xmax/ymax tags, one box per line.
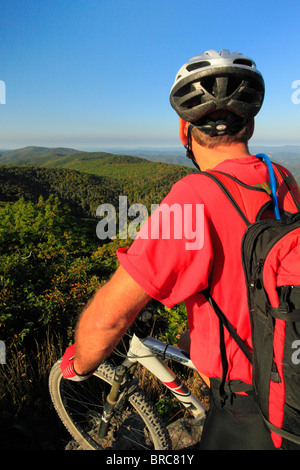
<box><xmin>61</xmin><ymin>50</ymin><xmax>300</xmax><ymax>449</ymax></box>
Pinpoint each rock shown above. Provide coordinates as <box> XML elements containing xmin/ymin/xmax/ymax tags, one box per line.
<box><xmin>167</xmin><ymin>416</ymin><xmax>204</xmax><ymax>450</ymax></box>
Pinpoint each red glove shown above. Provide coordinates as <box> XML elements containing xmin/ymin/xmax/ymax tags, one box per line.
<box><xmin>60</xmin><ymin>343</ymin><xmax>95</xmax><ymax>381</ymax></box>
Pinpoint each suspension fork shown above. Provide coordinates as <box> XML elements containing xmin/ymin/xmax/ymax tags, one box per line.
<box><xmin>128</xmin><ymin>334</ymin><xmax>207</xmax><ymax>419</ymax></box>
<box><xmin>98</xmin><ymin>361</ymin><xmax>137</xmax><ymax>439</ymax></box>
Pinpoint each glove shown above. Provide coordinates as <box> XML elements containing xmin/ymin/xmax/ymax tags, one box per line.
<box><xmin>60</xmin><ymin>343</ymin><xmax>95</xmax><ymax>382</ymax></box>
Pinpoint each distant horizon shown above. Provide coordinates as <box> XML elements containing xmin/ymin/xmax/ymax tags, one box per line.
<box><xmin>1</xmin><ymin>141</ymin><xmax>300</xmax><ymax>153</ymax></box>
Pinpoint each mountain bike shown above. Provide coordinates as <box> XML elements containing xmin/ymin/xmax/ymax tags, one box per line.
<box><xmin>49</xmin><ymin>310</ymin><xmax>207</xmax><ymax>451</ymax></box>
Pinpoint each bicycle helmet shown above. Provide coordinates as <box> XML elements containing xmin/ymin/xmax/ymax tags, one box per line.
<box><xmin>170</xmin><ymin>49</ymin><xmax>265</xmax><ymax>127</ymax></box>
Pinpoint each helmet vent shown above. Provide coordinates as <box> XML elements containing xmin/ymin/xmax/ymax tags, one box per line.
<box><xmin>233</xmin><ymin>58</ymin><xmax>254</xmax><ymax>67</ymax></box>
<box><xmin>186</xmin><ymin>61</ymin><xmax>211</xmax><ymax>72</ymax></box>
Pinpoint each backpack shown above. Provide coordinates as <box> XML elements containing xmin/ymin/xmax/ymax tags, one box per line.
<box><xmin>202</xmin><ymin>153</ymin><xmax>300</xmax><ymax>450</ymax></box>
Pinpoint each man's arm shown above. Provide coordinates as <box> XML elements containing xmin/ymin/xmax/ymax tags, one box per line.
<box><xmin>72</xmin><ymin>265</ymin><xmax>151</xmax><ymax>375</ymax></box>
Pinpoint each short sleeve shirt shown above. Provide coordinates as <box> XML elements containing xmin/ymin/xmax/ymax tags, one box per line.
<box><xmin>117</xmin><ymin>156</ymin><xmax>299</xmax><ymax>383</ymax></box>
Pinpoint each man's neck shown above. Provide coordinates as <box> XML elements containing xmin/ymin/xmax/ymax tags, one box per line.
<box><xmin>192</xmin><ymin>140</ymin><xmax>251</xmax><ymax>171</ymax></box>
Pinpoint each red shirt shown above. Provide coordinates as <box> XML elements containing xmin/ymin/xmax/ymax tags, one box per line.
<box><xmin>117</xmin><ymin>155</ymin><xmax>299</xmax><ymax>385</ymax></box>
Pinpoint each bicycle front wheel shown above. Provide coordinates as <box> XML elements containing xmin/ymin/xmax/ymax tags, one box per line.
<box><xmin>49</xmin><ymin>360</ymin><xmax>171</xmax><ymax>450</ymax></box>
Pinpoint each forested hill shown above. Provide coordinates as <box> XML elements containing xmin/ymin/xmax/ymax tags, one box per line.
<box><xmin>0</xmin><ymin>166</ymin><xmax>122</xmax><ymax>218</ymax></box>
<box><xmin>0</xmin><ymin>147</ymin><xmax>299</xmax><ymax>219</ymax></box>
<box><xmin>0</xmin><ymin>150</ymin><xmax>197</xmax><ymax>215</ymax></box>
<box><xmin>0</xmin><ymin>146</ymin><xmax>82</xmax><ymax>165</ymax></box>
<box><xmin>0</xmin><ymin>145</ymin><xmax>299</xmax><ymax>184</ymax></box>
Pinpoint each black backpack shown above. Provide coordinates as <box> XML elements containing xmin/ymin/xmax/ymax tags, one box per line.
<box><xmin>203</xmin><ymin>154</ymin><xmax>300</xmax><ymax>450</ymax></box>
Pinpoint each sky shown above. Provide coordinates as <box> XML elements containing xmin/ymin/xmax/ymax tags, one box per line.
<box><xmin>0</xmin><ymin>0</ymin><xmax>300</xmax><ymax>151</ymax></box>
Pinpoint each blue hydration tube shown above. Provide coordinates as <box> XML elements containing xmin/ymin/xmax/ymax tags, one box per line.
<box><xmin>256</xmin><ymin>153</ymin><xmax>281</xmax><ymax>220</ymax></box>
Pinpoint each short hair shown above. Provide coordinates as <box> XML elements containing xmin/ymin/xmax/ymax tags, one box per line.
<box><xmin>191</xmin><ymin>121</ymin><xmax>252</xmax><ymax>149</ymax></box>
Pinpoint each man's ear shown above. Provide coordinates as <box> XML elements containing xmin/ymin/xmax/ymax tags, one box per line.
<box><xmin>179</xmin><ymin>117</ymin><xmax>189</xmax><ymax>146</ymax></box>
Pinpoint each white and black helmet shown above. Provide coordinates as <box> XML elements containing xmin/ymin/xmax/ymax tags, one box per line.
<box><xmin>169</xmin><ymin>49</ymin><xmax>265</xmax><ymax>124</ymax></box>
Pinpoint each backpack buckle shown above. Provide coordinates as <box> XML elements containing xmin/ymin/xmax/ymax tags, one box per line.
<box><xmin>278</xmin><ymin>301</ymin><xmax>290</xmax><ymax>314</ymax></box>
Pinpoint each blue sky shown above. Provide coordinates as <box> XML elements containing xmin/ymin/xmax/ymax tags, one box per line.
<box><xmin>0</xmin><ymin>0</ymin><xmax>300</xmax><ymax>150</ymax></box>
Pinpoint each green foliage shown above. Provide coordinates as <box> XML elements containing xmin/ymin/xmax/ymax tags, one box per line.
<box><xmin>0</xmin><ymin>165</ymin><xmax>122</xmax><ymax>218</ymax></box>
<box><xmin>0</xmin><ymin>195</ymin><xmax>131</xmax><ymax>349</ymax></box>
<box><xmin>153</xmin><ymin>303</ymin><xmax>188</xmax><ymax>346</ymax></box>
<box><xmin>0</xmin><ymin>159</ymin><xmax>197</xmax><ymax>220</ymax></box>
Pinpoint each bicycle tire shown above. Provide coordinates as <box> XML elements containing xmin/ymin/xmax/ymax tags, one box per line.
<box><xmin>49</xmin><ymin>359</ymin><xmax>172</xmax><ymax>450</ymax></box>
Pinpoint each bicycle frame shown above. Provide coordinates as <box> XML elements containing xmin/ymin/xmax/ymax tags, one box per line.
<box><xmin>125</xmin><ymin>333</ymin><xmax>207</xmax><ymax>420</ymax></box>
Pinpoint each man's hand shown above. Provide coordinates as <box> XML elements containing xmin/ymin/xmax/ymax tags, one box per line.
<box><xmin>60</xmin><ymin>343</ymin><xmax>95</xmax><ymax>381</ymax></box>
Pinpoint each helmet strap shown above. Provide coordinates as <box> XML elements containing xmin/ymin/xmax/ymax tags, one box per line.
<box><xmin>185</xmin><ymin>124</ymin><xmax>200</xmax><ymax>171</ymax></box>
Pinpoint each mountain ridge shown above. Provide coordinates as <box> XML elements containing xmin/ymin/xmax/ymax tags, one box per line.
<box><xmin>0</xmin><ymin>144</ymin><xmax>299</xmax><ymax>183</ymax></box>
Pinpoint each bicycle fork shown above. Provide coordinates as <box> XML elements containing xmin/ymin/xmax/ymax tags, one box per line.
<box><xmin>98</xmin><ymin>362</ymin><xmax>136</xmax><ymax>439</ymax></box>
<box><xmin>128</xmin><ymin>334</ymin><xmax>207</xmax><ymax>419</ymax></box>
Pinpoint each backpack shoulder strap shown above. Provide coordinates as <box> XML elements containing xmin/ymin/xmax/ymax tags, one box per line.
<box><xmin>202</xmin><ymin>287</ymin><xmax>252</xmax><ymax>364</ymax></box>
<box><xmin>200</xmin><ymin>170</ymin><xmax>250</xmax><ymax>225</ymax></box>
<box><xmin>272</xmin><ymin>162</ymin><xmax>300</xmax><ymax>212</ymax></box>
<box><xmin>202</xmin><ymin>287</ymin><xmax>253</xmax><ymax>404</ymax></box>
<box><xmin>200</xmin><ymin>170</ymin><xmax>272</xmax><ymax>226</ymax></box>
